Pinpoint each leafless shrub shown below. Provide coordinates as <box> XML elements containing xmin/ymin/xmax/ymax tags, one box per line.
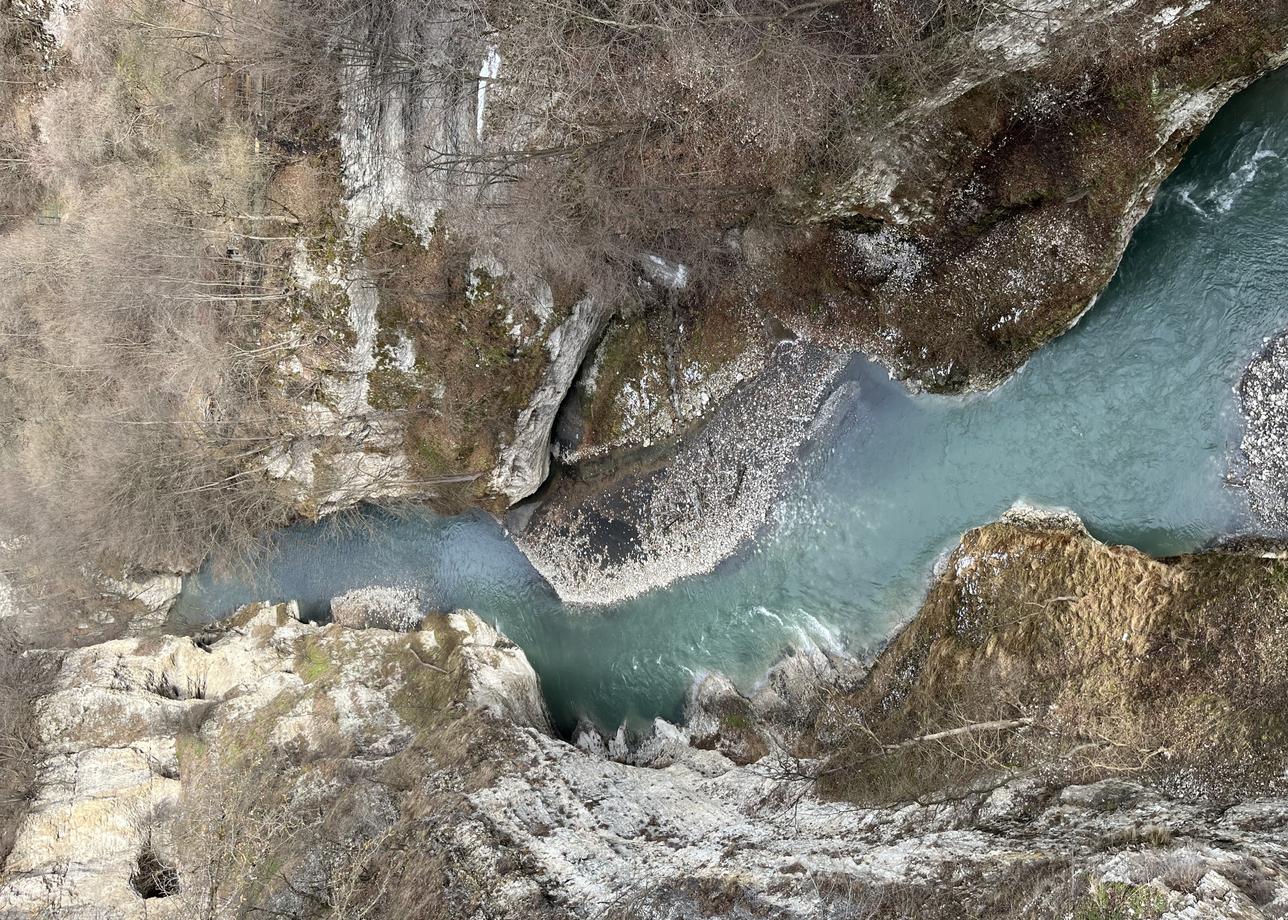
<box><xmin>0</xmin><ymin>1</ymin><xmax>47</xmax><ymax>230</ymax></box>
<box><xmin>0</xmin><ymin>620</ymin><xmax>57</xmax><ymax>866</ymax></box>
<box><xmin>453</xmin><ymin>0</ymin><xmax>993</xmax><ymax>297</ymax></box>
<box><xmin>170</xmin><ymin>0</ymin><xmax>995</xmax><ymax>297</ymax></box>
<box><xmin>1128</xmin><ymin>851</ymin><xmax>1210</xmax><ymax>895</ymax></box>
<box><xmin>0</xmin><ymin>0</ymin><xmax>305</xmax><ymax>585</ymax></box>
<box><xmin>0</xmin><ymin>174</ymin><xmax>297</xmax><ymax>576</ymax></box>
<box><xmin>170</xmin><ymin>738</ymin><xmax>308</xmax><ymax>918</ymax></box>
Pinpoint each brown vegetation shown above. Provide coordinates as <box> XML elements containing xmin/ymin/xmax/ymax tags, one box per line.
<box><xmin>0</xmin><ymin>0</ymin><xmax>47</xmax><ymax>231</ymax></box>
<box><xmin>0</xmin><ymin>621</ymin><xmax>57</xmax><ymax>867</ymax></box>
<box><xmin>812</xmin><ymin>521</ymin><xmax>1288</xmax><ymax>805</ymax></box>
<box><xmin>0</xmin><ymin>0</ymin><xmax>319</xmax><ymax>584</ymax></box>
<box><xmin>362</xmin><ymin>217</ymin><xmax>561</xmax><ymax>502</ymax></box>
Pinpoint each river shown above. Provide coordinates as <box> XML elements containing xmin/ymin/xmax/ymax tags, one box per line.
<box><xmin>175</xmin><ymin>68</ymin><xmax>1288</xmax><ymax>735</ymax></box>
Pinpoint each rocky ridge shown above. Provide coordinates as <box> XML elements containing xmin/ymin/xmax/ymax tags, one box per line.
<box><xmin>6</xmin><ymin>517</ymin><xmax>1288</xmax><ymax>918</ymax></box>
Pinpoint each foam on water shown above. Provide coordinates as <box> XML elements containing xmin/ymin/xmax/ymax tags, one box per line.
<box><xmin>176</xmin><ymin>69</ymin><xmax>1288</xmax><ymax>735</ymax></box>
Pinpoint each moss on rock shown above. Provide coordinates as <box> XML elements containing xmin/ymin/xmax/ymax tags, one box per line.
<box><xmin>360</xmin><ymin>218</ymin><xmax>572</xmax><ymax>506</ymax></box>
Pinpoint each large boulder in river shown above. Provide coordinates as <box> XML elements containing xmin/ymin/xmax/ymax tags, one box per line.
<box><xmin>329</xmin><ymin>585</ymin><xmax>425</xmax><ymax>631</ymax></box>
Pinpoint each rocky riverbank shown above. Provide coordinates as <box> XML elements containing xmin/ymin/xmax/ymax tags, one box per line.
<box><xmin>6</xmin><ymin>514</ymin><xmax>1288</xmax><ymax>919</ymax></box>
<box><xmin>1240</xmin><ymin>330</ymin><xmax>1288</xmax><ymax>529</ymax></box>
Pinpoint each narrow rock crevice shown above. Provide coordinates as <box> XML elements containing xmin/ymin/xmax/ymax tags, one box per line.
<box><xmin>129</xmin><ymin>846</ymin><xmax>179</xmax><ymax>900</ymax></box>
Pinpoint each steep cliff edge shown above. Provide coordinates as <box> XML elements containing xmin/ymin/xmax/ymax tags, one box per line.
<box><xmin>3</xmin><ymin>0</ymin><xmax>1285</xmax><ymax>598</ymax></box>
<box><xmin>6</xmin><ymin>516</ymin><xmax>1288</xmax><ymax>919</ymax></box>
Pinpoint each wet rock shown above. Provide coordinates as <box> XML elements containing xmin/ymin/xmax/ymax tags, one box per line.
<box><xmin>685</xmin><ymin>671</ymin><xmax>766</xmax><ymax>764</ymax></box>
<box><xmin>625</xmin><ymin>718</ymin><xmax>734</xmax><ymax>776</ymax></box>
<box><xmin>445</xmin><ymin>611</ymin><xmax>553</xmax><ymax>732</ymax></box>
<box><xmin>748</xmin><ymin>644</ymin><xmax>851</xmax><ymax>735</ymax></box>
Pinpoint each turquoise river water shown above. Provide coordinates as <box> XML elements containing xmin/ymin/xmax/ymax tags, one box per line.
<box><xmin>176</xmin><ymin>69</ymin><xmax>1288</xmax><ymax>735</ymax></box>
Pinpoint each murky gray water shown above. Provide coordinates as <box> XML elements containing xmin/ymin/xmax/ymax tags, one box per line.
<box><xmin>176</xmin><ymin>70</ymin><xmax>1288</xmax><ymax>734</ymax></box>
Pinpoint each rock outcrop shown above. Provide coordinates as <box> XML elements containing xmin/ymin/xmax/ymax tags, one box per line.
<box><xmin>0</xmin><ymin>601</ymin><xmax>549</xmax><ymax>919</ymax></box>
<box><xmin>8</xmin><ymin>522</ymin><xmax>1288</xmax><ymax>919</ymax></box>
<box><xmin>783</xmin><ymin>0</ymin><xmax>1288</xmax><ymax>393</ymax></box>
<box><xmin>329</xmin><ymin>585</ymin><xmax>424</xmax><ymax>630</ymax></box>
<box><xmin>490</xmin><ymin>297</ymin><xmax>614</xmax><ymax>505</ymax></box>
<box><xmin>513</xmin><ymin>342</ymin><xmax>855</xmax><ymax>603</ymax></box>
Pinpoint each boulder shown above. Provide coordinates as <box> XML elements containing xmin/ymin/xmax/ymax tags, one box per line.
<box><xmin>330</xmin><ymin>585</ymin><xmax>425</xmax><ymax>631</ymax></box>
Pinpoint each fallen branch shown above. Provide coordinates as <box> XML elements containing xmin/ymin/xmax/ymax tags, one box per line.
<box><xmin>883</xmin><ymin>717</ymin><xmax>1035</xmax><ymax>752</ymax></box>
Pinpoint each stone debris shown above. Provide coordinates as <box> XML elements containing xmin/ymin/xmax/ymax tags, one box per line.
<box><xmin>330</xmin><ymin>585</ymin><xmax>425</xmax><ymax>631</ymax></box>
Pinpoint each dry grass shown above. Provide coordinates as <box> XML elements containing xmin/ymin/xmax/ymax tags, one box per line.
<box><xmin>0</xmin><ymin>0</ymin><xmax>47</xmax><ymax>232</ymax></box>
<box><xmin>815</xmin><ymin>522</ymin><xmax>1288</xmax><ymax>804</ymax></box>
<box><xmin>0</xmin><ymin>0</ymin><xmax>313</xmax><ymax>585</ymax></box>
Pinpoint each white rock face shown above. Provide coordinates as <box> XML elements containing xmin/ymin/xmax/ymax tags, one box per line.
<box><xmin>1239</xmin><ymin>331</ymin><xmax>1288</xmax><ymax>528</ymax></box>
<box><xmin>0</xmin><ymin>572</ymin><xmax>15</xmax><ymax>621</ymax></box>
<box><xmin>0</xmin><ymin>602</ymin><xmax>308</xmax><ymax>920</ymax></box>
<box><xmin>445</xmin><ymin>611</ymin><xmax>551</xmax><ymax>731</ymax></box>
<box><xmin>330</xmin><ymin>585</ymin><xmax>424</xmax><ymax>631</ymax></box>
<box><xmin>338</xmin><ymin>0</ymin><xmax>478</xmax><ymax>238</ymax></box>
<box><xmin>265</xmin><ymin>248</ymin><xmax>414</xmax><ymax>516</ymax></box>
<box><xmin>491</xmin><ymin>297</ymin><xmax>614</xmax><ymax>505</ymax></box>
<box><xmin>0</xmin><ymin>603</ymin><xmax>547</xmax><ymax>919</ymax></box>
<box><xmin>98</xmin><ymin>571</ymin><xmax>183</xmax><ymax>632</ymax></box>
<box><xmin>465</xmin><ymin>722</ymin><xmax>1288</xmax><ymax>919</ymax></box>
